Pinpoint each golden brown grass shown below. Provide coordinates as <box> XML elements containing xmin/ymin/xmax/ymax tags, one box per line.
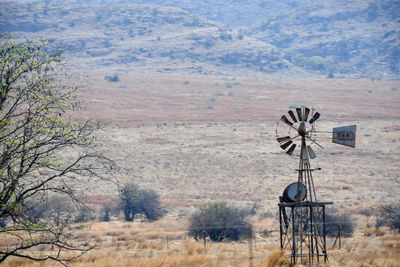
<box><xmin>3</xmin><ymin>218</ymin><xmax>400</xmax><ymax>267</ymax></box>
<box><xmin>266</xmin><ymin>250</ymin><xmax>287</xmax><ymax>267</ymax></box>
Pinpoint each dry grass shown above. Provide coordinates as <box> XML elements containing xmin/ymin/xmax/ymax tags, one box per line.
<box><xmin>3</xmin><ymin>218</ymin><xmax>400</xmax><ymax>267</ymax></box>
<box><xmin>266</xmin><ymin>250</ymin><xmax>287</xmax><ymax>267</ymax></box>
<box><xmin>363</xmin><ymin>227</ymin><xmax>387</xmax><ymax>237</ymax></box>
<box><xmin>137</xmin><ymin>240</ymin><xmax>163</xmax><ymax>250</ymax></box>
<box><xmin>183</xmin><ymin>239</ymin><xmax>206</xmax><ymax>255</ymax></box>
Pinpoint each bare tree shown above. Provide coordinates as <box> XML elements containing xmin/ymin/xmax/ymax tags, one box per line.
<box><xmin>0</xmin><ymin>34</ymin><xmax>114</xmax><ymax>265</ymax></box>
<box><xmin>376</xmin><ymin>204</ymin><xmax>400</xmax><ymax>231</ymax></box>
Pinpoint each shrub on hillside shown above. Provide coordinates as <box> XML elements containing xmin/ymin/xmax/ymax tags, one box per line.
<box><xmin>188</xmin><ymin>202</ymin><xmax>252</xmax><ymax>242</ymax></box>
<box><xmin>120</xmin><ymin>183</ymin><xmax>164</xmax><ymax>222</ymax></box>
<box><xmin>104</xmin><ymin>74</ymin><xmax>119</xmax><ymax>82</ymax></box>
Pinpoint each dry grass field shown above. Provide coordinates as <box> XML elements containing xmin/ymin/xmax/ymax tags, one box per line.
<box><xmin>3</xmin><ymin>219</ymin><xmax>400</xmax><ymax>266</ymax></box>
<box><xmin>3</xmin><ymin>72</ymin><xmax>400</xmax><ymax>266</ymax></box>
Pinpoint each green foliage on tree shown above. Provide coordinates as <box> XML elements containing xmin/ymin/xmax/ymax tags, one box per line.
<box><xmin>0</xmin><ymin>34</ymin><xmax>114</xmax><ymax>264</ymax></box>
<box><xmin>188</xmin><ymin>202</ymin><xmax>252</xmax><ymax>242</ymax></box>
<box><xmin>120</xmin><ymin>183</ymin><xmax>164</xmax><ymax>222</ymax></box>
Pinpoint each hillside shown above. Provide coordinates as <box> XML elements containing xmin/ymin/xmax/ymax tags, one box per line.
<box><xmin>0</xmin><ymin>1</ymin><xmax>290</xmax><ymax>76</ymax></box>
<box><xmin>100</xmin><ymin>0</ymin><xmax>400</xmax><ymax>79</ymax></box>
<box><xmin>2</xmin><ymin>0</ymin><xmax>399</xmax><ymax>79</ymax></box>
<box><xmin>245</xmin><ymin>0</ymin><xmax>400</xmax><ymax>79</ymax></box>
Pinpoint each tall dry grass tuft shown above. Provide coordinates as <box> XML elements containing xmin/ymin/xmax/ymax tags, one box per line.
<box><xmin>266</xmin><ymin>250</ymin><xmax>287</xmax><ymax>267</ymax></box>
<box><xmin>183</xmin><ymin>239</ymin><xmax>206</xmax><ymax>255</ymax></box>
<box><xmin>137</xmin><ymin>240</ymin><xmax>163</xmax><ymax>250</ymax></box>
<box><xmin>375</xmin><ymin>227</ymin><xmax>386</xmax><ymax>236</ymax></box>
<box><xmin>363</xmin><ymin>227</ymin><xmax>375</xmax><ymax>236</ymax></box>
<box><xmin>133</xmin><ymin>231</ymin><xmax>167</xmax><ymax>241</ymax></box>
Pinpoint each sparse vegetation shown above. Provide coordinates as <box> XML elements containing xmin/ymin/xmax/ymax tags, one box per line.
<box><xmin>104</xmin><ymin>74</ymin><xmax>119</xmax><ymax>82</ymax></box>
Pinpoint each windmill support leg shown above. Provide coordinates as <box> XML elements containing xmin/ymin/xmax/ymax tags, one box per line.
<box><xmin>278</xmin><ymin>202</ymin><xmax>332</xmax><ymax>265</ymax></box>
<box><xmin>292</xmin><ymin>206</ymin><xmax>296</xmax><ymax>265</ymax></box>
<box><xmin>323</xmin><ymin>205</ymin><xmax>328</xmax><ymax>263</ymax></box>
<box><xmin>310</xmin><ymin>206</ymin><xmax>314</xmax><ymax>264</ymax></box>
<box><xmin>279</xmin><ymin>206</ymin><xmax>283</xmax><ymax>250</ymax></box>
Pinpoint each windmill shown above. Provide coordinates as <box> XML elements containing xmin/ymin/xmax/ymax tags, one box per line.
<box><xmin>275</xmin><ymin>107</ymin><xmax>356</xmax><ymax>265</ymax></box>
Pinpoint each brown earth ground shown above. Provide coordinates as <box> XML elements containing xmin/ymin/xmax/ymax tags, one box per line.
<box><xmin>3</xmin><ymin>73</ymin><xmax>400</xmax><ymax>266</ymax></box>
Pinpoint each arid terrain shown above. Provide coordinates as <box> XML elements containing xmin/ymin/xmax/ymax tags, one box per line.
<box><xmin>3</xmin><ymin>72</ymin><xmax>400</xmax><ymax>266</ymax></box>
<box><xmin>78</xmin><ymin>73</ymin><xmax>400</xmax><ymax>211</ymax></box>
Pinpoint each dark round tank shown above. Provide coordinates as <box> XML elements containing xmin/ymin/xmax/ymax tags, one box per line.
<box><xmin>282</xmin><ymin>182</ymin><xmax>307</xmax><ymax>203</ymax></box>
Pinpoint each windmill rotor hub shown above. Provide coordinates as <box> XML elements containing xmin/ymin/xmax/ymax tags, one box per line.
<box><xmin>276</xmin><ymin>107</ymin><xmax>323</xmax><ymax>156</ymax></box>
<box><xmin>298</xmin><ymin>122</ymin><xmax>306</xmax><ymax>137</ymax></box>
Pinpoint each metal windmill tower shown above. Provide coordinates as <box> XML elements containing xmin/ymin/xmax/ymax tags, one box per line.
<box><xmin>275</xmin><ymin>107</ymin><xmax>356</xmax><ymax>265</ymax></box>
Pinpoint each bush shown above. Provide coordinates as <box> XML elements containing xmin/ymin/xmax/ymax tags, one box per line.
<box><xmin>100</xmin><ymin>202</ymin><xmax>117</xmax><ymax>222</ymax></box>
<box><xmin>188</xmin><ymin>202</ymin><xmax>252</xmax><ymax>242</ymax></box>
<box><xmin>24</xmin><ymin>195</ymin><xmax>95</xmax><ymax>224</ymax></box>
<box><xmin>376</xmin><ymin>204</ymin><xmax>400</xmax><ymax>231</ymax></box>
<box><xmin>24</xmin><ymin>195</ymin><xmax>75</xmax><ymax>226</ymax></box>
<box><xmin>74</xmin><ymin>206</ymin><xmax>95</xmax><ymax>223</ymax></box>
<box><xmin>325</xmin><ymin>211</ymin><xmax>354</xmax><ymax>237</ymax></box>
<box><xmin>120</xmin><ymin>183</ymin><xmax>164</xmax><ymax>222</ymax></box>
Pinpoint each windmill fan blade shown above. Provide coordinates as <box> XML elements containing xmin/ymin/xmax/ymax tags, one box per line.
<box><xmin>286</xmin><ymin>144</ymin><xmax>296</xmax><ymax>155</ymax></box>
<box><xmin>309</xmin><ymin>112</ymin><xmax>320</xmax><ymax>124</ymax></box>
<box><xmin>280</xmin><ymin>140</ymin><xmax>293</xmax><ymax>150</ymax></box>
<box><xmin>301</xmin><ymin>146</ymin><xmax>309</xmax><ymax>163</ymax></box>
<box><xmin>304</xmin><ymin>108</ymin><xmax>310</xmax><ymax>122</ymax></box>
<box><xmin>281</xmin><ymin>115</ymin><xmax>293</xmax><ymax>126</ymax></box>
<box><xmin>307</xmin><ymin>145</ymin><xmax>316</xmax><ymax>159</ymax></box>
<box><xmin>288</xmin><ymin>110</ymin><xmax>297</xmax><ymax>123</ymax></box>
<box><xmin>277</xmin><ymin>136</ymin><xmax>291</xmax><ymax>143</ymax></box>
<box><xmin>296</xmin><ymin>108</ymin><xmax>303</xmax><ymax>121</ymax></box>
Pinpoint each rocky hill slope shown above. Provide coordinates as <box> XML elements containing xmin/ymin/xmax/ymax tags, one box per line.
<box><xmin>108</xmin><ymin>0</ymin><xmax>400</xmax><ymax>79</ymax></box>
<box><xmin>0</xmin><ymin>1</ymin><xmax>290</xmax><ymax>76</ymax></box>
<box><xmin>1</xmin><ymin>0</ymin><xmax>399</xmax><ymax>79</ymax></box>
